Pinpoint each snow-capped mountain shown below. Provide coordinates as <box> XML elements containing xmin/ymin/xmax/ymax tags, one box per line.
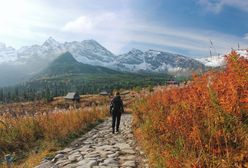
<box><xmin>115</xmin><ymin>49</ymin><xmax>205</xmax><ymax>74</ymax></box>
<box><xmin>197</xmin><ymin>49</ymin><xmax>248</xmax><ymax>67</ymax></box>
<box><xmin>1</xmin><ymin>37</ymin><xmax>116</xmax><ymax>73</ymax></box>
<box><xmin>0</xmin><ymin>37</ymin><xmax>117</xmax><ymax>86</ymax></box>
<box><xmin>0</xmin><ymin>43</ymin><xmax>18</xmax><ymax>64</ymax></box>
<box><xmin>64</xmin><ymin>39</ymin><xmax>116</xmax><ymax>66</ymax></box>
<box><xmin>0</xmin><ymin>37</ymin><xmax>205</xmax><ymax>86</ymax></box>
<box><xmin>196</xmin><ymin>55</ymin><xmax>226</xmax><ymax>67</ymax></box>
<box><xmin>0</xmin><ymin>37</ymin><xmax>204</xmax><ymax>74</ymax></box>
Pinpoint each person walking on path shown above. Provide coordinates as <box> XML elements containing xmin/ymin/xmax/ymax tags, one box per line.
<box><xmin>110</xmin><ymin>92</ymin><xmax>124</xmax><ymax>134</ymax></box>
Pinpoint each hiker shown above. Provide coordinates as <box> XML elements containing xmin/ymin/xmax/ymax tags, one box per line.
<box><xmin>110</xmin><ymin>92</ymin><xmax>124</xmax><ymax>134</ymax></box>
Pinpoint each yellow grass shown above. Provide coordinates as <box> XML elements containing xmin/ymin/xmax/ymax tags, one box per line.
<box><xmin>0</xmin><ymin>106</ymin><xmax>108</xmax><ymax>167</ymax></box>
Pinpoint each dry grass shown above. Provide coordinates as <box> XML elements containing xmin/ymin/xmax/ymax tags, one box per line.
<box><xmin>0</xmin><ymin>94</ymin><xmax>111</xmax><ymax>167</ymax></box>
<box><xmin>0</xmin><ymin>91</ymin><xmax>137</xmax><ymax>167</ymax></box>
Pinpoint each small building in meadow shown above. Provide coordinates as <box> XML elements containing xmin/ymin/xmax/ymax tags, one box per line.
<box><xmin>166</xmin><ymin>80</ymin><xmax>179</xmax><ymax>86</ymax></box>
<box><xmin>64</xmin><ymin>92</ymin><xmax>80</xmax><ymax>102</ymax></box>
<box><xmin>99</xmin><ymin>91</ymin><xmax>109</xmax><ymax>96</ymax></box>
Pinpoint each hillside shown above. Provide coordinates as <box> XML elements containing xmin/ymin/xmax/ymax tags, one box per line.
<box><xmin>35</xmin><ymin>52</ymin><xmax>118</xmax><ymax>78</ymax></box>
<box><xmin>0</xmin><ymin>51</ymin><xmax>172</xmax><ymax>103</ymax></box>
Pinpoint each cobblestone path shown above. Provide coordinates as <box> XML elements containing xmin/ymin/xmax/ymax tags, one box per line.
<box><xmin>36</xmin><ymin>114</ymin><xmax>148</xmax><ymax>168</ymax></box>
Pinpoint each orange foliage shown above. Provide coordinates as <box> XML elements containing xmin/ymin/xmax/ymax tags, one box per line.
<box><xmin>132</xmin><ymin>52</ymin><xmax>248</xmax><ymax>167</ymax></box>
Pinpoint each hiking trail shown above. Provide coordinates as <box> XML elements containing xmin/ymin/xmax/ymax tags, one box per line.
<box><xmin>36</xmin><ymin>114</ymin><xmax>148</xmax><ymax>168</ymax></box>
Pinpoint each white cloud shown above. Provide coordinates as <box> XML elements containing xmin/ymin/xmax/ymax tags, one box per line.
<box><xmin>61</xmin><ymin>12</ymin><xmax>248</xmax><ymax>56</ymax></box>
<box><xmin>0</xmin><ymin>0</ymin><xmax>247</xmax><ymax>57</ymax></box>
<box><xmin>0</xmin><ymin>0</ymin><xmax>70</xmax><ymax>47</ymax></box>
<box><xmin>123</xmin><ymin>23</ymin><xmax>248</xmax><ymax>56</ymax></box>
<box><xmin>62</xmin><ymin>16</ymin><xmax>93</xmax><ymax>33</ymax></box>
<box><xmin>61</xmin><ymin>12</ymin><xmax>131</xmax><ymax>53</ymax></box>
<box><xmin>198</xmin><ymin>0</ymin><xmax>248</xmax><ymax>13</ymax></box>
<box><xmin>244</xmin><ymin>33</ymin><xmax>248</xmax><ymax>40</ymax></box>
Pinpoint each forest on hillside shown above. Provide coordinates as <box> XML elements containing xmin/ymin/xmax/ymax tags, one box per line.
<box><xmin>0</xmin><ymin>73</ymin><xmax>173</xmax><ymax>103</ymax></box>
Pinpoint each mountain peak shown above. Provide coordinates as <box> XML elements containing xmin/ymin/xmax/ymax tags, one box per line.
<box><xmin>43</xmin><ymin>37</ymin><xmax>60</xmax><ymax>47</ymax></box>
<box><xmin>81</xmin><ymin>39</ymin><xmax>102</xmax><ymax>48</ymax></box>
<box><xmin>129</xmin><ymin>48</ymin><xmax>143</xmax><ymax>54</ymax></box>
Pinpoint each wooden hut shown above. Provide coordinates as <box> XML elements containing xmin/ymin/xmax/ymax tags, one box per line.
<box><xmin>166</xmin><ymin>80</ymin><xmax>179</xmax><ymax>86</ymax></box>
<box><xmin>64</xmin><ymin>92</ymin><xmax>80</xmax><ymax>102</ymax></box>
<box><xmin>99</xmin><ymin>91</ymin><xmax>109</xmax><ymax>96</ymax></box>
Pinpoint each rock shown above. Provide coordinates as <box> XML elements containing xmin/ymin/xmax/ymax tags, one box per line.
<box><xmin>107</xmin><ymin>152</ymin><xmax>119</xmax><ymax>158</ymax></box>
<box><xmin>55</xmin><ymin>159</ymin><xmax>71</xmax><ymax>166</ymax></box>
<box><xmin>87</xmin><ymin>160</ymin><xmax>98</xmax><ymax>167</ymax></box>
<box><xmin>122</xmin><ymin>160</ymin><xmax>136</xmax><ymax>167</ymax></box>
<box><xmin>119</xmin><ymin>155</ymin><xmax>136</xmax><ymax>161</ymax></box>
<box><xmin>68</xmin><ymin>152</ymin><xmax>81</xmax><ymax>161</ymax></box>
<box><xmin>102</xmin><ymin>158</ymin><xmax>118</xmax><ymax>165</ymax></box>
<box><xmin>121</xmin><ymin>149</ymin><xmax>136</xmax><ymax>155</ymax></box>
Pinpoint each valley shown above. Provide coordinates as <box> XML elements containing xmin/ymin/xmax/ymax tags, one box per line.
<box><xmin>1</xmin><ymin>0</ymin><xmax>248</xmax><ymax>167</ymax></box>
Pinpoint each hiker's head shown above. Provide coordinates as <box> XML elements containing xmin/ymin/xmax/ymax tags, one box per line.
<box><xmin>115</xmin><ymin>92</ymin><xmax>120</xmax><ymax>96</ymax></box>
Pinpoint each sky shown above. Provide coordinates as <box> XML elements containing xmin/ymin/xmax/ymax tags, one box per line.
<box><xmin>0</xmin><ymin>0</ymin><xmax>248</xmax><ymax>57</ymax></box>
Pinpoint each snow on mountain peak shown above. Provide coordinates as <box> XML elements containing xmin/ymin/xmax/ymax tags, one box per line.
<box><xmin>236</xmin><ymin>49</ymin><xmax>248</xmax><ymax>58</ymax></box>
<box><xmin>197</xmin><ymin>49</ymin><xmax>248</xmax><ymax>67</ymax></box>
<box><xmin>0</xmin><ymin>42</ymin><xmax>17</xmax><ymax>64</ymax></box>
<box><xmin>129</xmin><ymin>48</ymin><xmax>143</xmax><ymax>54</ymax></box>
<box><xmin>81</xmin><ymin>39</ymin><xmax>105</xmax><ymax>50</ymax></box>
<box><xmin>82</xmin><ymin>39</ymin><xmax>99</xmax><ymax>45</ymax></box>
<box><xmin>0</xmin><ymin>38</ymin><xmax>206</xmax><ymax>76</ymax></box>
<box><xmin>43</xmin><ymin>37</ymin><xmax>61</xmax><ymax>48</ymax></box>
<box><xmin>0</xmin><ymin>42</ymin><xmax>6</xmax><ymax>48</ymax></box>
<box><xmin>146</xmin><ymin>49</ymin><xmax>161</xmax><ymax>58</ymax></box>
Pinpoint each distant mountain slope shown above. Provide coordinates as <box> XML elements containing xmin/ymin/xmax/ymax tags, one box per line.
<box><xmin>0</xmin><ymin>37</ymin><xmax>208</xmax><ymax>86</ymax></box>
<box><xmin>115</xmin><ymin>49</ymin><xmax>205</xmax><ymax>75</ymax></box>
<box><xmin>196</xmin><ymin>55</ymin><xmax>225</xmax><ymax>67</ymax></box>
<box><xmin>36</xmin><ymin>52</ymin><xmax>118</xmax><ymax>78</ymax></box>
<box><xmin>197</xmin><ymin>49</ymin><xmax>248</xmax><ymax>67</ymax></box>
<box><xmin>0</xmin><ymin>38</ymin><xmax>116</xmax><ymax>76</ymax></box>
<box><xmin>0</xmin><ymin>38</ymin><xmax>204</xmax><ymax>74</ymax></box>
<box><xmin>0</xmin><ymin>43</ymin><xmax>18</xmax><ymax>63</ymax></box>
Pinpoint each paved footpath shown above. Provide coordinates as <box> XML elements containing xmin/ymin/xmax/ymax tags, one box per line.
<box><xmin>36</xmin><ymin>114</ymin><xmax>149</xmax><ymax>168</ymax></box>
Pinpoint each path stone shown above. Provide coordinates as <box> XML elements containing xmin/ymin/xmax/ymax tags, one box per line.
<box><xmin>35</xmin><ymin>114</ymin><xmax>148</xmax><ymax>168</ymax></box>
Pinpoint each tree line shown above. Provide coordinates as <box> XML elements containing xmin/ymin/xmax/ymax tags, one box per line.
<box><xmin>0</xmin><ymin>74</ymin><xmax>171</xmax><ymax>103</ymax></box>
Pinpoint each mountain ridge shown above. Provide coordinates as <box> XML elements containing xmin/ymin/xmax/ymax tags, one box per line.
<box><xmin>0</xmin><ymin>37</ymin><xmax>206</xmax><ymax>86</ymax></box>
<box><xmin>35</xmin><ymin>51</ymin><xmax>119</xmax><ymax>79</ymax></box>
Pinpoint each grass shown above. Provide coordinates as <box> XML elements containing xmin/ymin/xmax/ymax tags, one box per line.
<box><xmin>0</xmin><ymin>104</ymin><xmax>108</xmax><ymax>167</ymax></box>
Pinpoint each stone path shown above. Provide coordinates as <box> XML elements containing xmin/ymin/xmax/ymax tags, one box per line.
<box><xmin>36</xmin><ymin>114</ymin><xmax>148</xmax><ymax>168</ymax></box>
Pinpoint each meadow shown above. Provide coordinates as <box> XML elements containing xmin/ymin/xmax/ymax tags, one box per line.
<box><xmin>132</xmin><ymin>51</ymin><xmax>248</xmax><ymax>167</ymax></box>
<box><xmin>0</xmin><ymin>95</ymin><xmax>110</xmax><ymax>167</ymax></box>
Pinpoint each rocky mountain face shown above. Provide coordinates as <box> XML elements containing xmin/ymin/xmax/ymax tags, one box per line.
<box><xmin>115</xmin><ymin>49</ymin><xmax>205</xmax><ymax>75</ymax></box>
<box><xmin>0</xmin><ymin>37</ymin><xmax>206</xmax><ymax>86</ymax></box>
<box><xmin>36</xmin><ymin>52</ymin><xmax>118</xmax><ymax>78</ymax></box>
<box><xmin>9</xmin><ymin>37</ymin><xmax>116</xmax><ymax>74</ymax></box>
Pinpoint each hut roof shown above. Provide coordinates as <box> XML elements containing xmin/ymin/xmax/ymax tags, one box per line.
<box><xmin>99</xmin><ymin>91</ymin><xmax>109</xmax><ymax>95</ymax></box>
<box><xmin>64</xmin><ymin>92</ymin><xmax>80</xmax><ymax>99</ymax></box>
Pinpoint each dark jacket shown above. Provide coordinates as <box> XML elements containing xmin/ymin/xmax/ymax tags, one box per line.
<box><xmin>110</xmin><ymin>95</ymin><xmax>124</xmax><ymax>115</ymax></box>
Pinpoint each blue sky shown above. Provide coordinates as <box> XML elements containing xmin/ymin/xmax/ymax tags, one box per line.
<box><xmin>0</xmin><ymin>0</ymin><xmax>247</xmax><ymax>57</ymax></box>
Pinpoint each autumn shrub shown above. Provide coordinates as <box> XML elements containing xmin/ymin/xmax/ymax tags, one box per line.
<box><xmin>132</xmin><ymin>51</ymin><xmax>248</xmax><ymax>167</ymax></box>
